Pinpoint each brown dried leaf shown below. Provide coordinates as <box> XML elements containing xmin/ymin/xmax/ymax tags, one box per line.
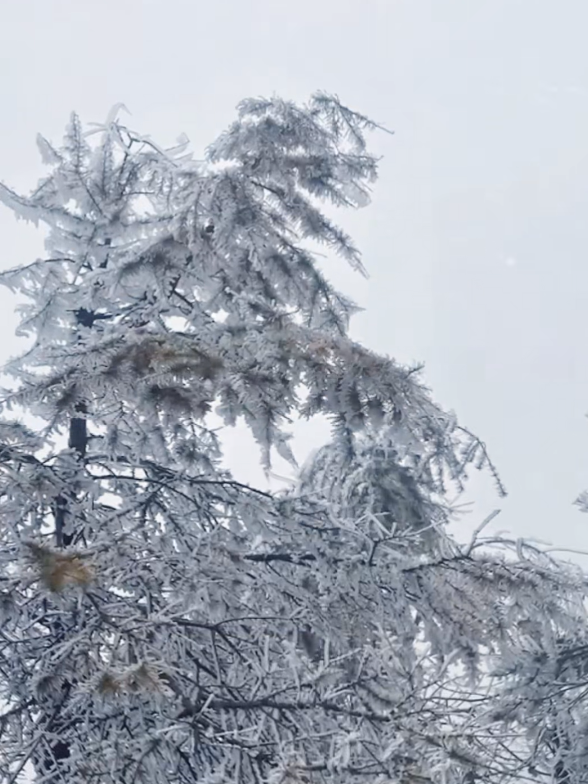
<box><xmin>26</xmin><ymin>542</ymin><xmax>94</xmax><ymax>592</ymax></box>
<box><xmin>97</xmin><ymin>672</ymin><xmax>123</xmax><ymax>696</ymax></box>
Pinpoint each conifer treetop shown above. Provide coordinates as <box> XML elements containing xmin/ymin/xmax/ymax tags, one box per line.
<box><xmin>0</xmin><ymin>94</ymin><xmax>498</xmax><ymax>493</ymax></box>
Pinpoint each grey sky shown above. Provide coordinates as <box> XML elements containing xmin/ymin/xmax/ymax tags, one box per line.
<box><xmin>1</xmin><ymin>0</ymin><xmax>588</xmax><ymax>554</ymax></box>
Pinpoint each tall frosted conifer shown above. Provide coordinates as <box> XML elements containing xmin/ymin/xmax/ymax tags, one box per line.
<box><xmin>0</xmin><ymin>94</ymin><xmax>585</xmax><ymax>784</ymax></box>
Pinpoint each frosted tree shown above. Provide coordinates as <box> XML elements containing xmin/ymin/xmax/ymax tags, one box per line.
<box><xmin>504</xmin><ymin>485</ymin><xmax>588</xmax><ymax>782</ymax></box>
<box><xmin>0</xmin><ymin>94</ymin><xmax>586</xmax><ymax>784</ymax></box>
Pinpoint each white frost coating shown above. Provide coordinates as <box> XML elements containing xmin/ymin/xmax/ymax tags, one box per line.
<box><xmin>0</xmin><ymin>94</ymin><xmax>586</xmax><ymax>784</ymax></box>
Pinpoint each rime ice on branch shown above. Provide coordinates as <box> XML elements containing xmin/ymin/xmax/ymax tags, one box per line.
<box><xmin>0</xmin><ymin>94</ymin><xmax>585</xmax><ymax>784</ymax></box>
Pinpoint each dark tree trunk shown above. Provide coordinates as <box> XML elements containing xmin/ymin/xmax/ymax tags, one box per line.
<box><xmin>36</xmin><ymin>315</ymin><xmax>92</xmax><ymax>781</ymax></box>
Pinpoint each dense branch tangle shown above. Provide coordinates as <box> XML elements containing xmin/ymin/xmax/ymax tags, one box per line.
<box><xmin>0</xmin><ymin>95</ymin><xmax>585</xmax><ymax>784</ymax></box>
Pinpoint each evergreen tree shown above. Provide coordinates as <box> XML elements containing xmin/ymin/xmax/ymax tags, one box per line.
<box><xmin>504</xmin><ymin>486</ymin><xmax>588</xmax><ymax>782</ymax></box>
<box><xmin>0</xmin><ymin>94</ymin><xmax>585</xmax><ymax>784</ymax></box>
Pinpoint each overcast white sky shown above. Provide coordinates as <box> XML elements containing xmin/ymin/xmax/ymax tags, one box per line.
<box><xmin>1</xmin><ymin>0</ymin><xmax>588</xmax><ymax>555</ymax></box>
